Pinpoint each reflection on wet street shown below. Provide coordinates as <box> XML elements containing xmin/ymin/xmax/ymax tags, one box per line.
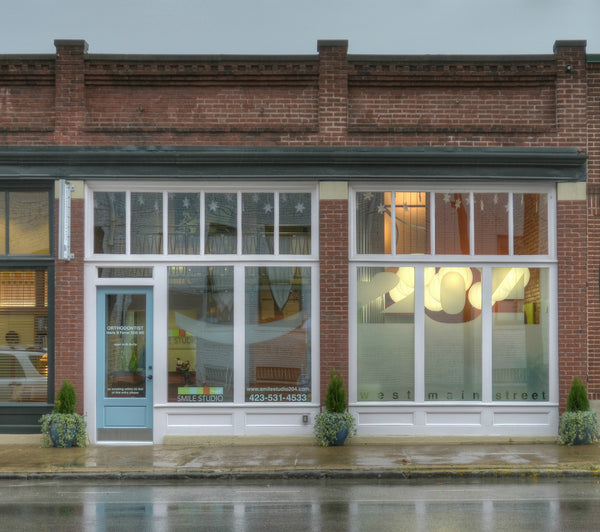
<box><xmin>2</xmin><ymin>478</ymin><xmax>600</xmax><ymax>531</ymax></box>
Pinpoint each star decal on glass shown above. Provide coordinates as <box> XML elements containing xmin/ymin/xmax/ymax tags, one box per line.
<box><xmin>263</xmin><ymin>203</ymin><xmax>273</xmax><ymax>214</ymax></box>
<box><xmin>137</xmin><ymin>196</ymin><xmax>145</xmax><ymax>206</ymax></box>
<box><xmin>295</xmin><ymin>202</ymin><xmax>305</xmax><ymax>213</ymax></box>
<box><xmin>183</xmin><ymin>196</ymin><xmax>190</xmax><ymax>208</ymax></box>
<box><xmin>363</xmin><ymin>192</ymin><xmax>373</xmax><ymax>200</ymax></box>
<box><xmin>377</xmin><ymin>203</ymin><xmax>386</xmax><ymax>214</ymax></box>
<box><xmin>443</xmin><ymin>193</ymin><xmax>451</xmax><ymax>203</ymax></box>
<box><xmin>208</xmin><ymin>200</ymin><xmax>219</xmax><ymax>213</ymax></box>
<box><xmin>454</xmin><ymin>199</ymin><xmax>461</xmax><ymax>209</ymax></box>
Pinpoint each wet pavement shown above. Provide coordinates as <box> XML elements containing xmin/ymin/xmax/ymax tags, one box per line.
<box><xmin>1</xmin><ymin>436</ymin><xmax>600</xmax><ymax>479</ymax></box>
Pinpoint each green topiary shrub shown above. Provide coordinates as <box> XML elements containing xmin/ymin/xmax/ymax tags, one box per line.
<box><xmin>314</xmin><ymin>370</ymin><xmax>356</xmax><ymax>446</ymax></box>
<box><xmin>53</xmin><ymin>379</ymin><xmax>77</xmax><ymax>414</ymax></box>
<box><xmin>559</xmin><ymin>377</ymin><xmax>599</xmax><ymax>445</ymax></box>
<box><xmin>324</xmin><ymin>370</ymin><xmax>347</xmax><ymax>414</ymax></box>
<box><xmin>40</xmin><ymin>379</ymin><xmax>87</xmax><ymax>448</ymax></box>
<box><xmin>566</xmin><ymin>376</ymin><xmax>590</xmax><ymax>412</ymax></box>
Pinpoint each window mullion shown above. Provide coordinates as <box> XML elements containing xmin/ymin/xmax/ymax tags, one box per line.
<box><xmin>430</xmin><ymin>192</ymin><xmax>436</xmax><ymax>255</ymax></box>
<box><xmin>233</xmin><ymin>264</ymin><xmax>245</xmax><ymax>404</ymax></box>
<box><xmin>162</xmin><ymin>192</ymin><xmax>168</xmax><ymax>255</ymax></box>
<box><xmin>125</xmin><ymin>191</ymin><xmax>131</xmax><ymax>255</ymax></box>
<box><xmin>481</xmin><ymin>266</ymin><xmax>493</xmax><ymax>402</ymax></box>
<box><xmin>414</xmin><ymin>266</ymin><xmax>425</xmax><ymax>403</ymax></box>
<box><xmin>199</xmin><ymin>192</ymin><xmax>205</xmax><ymax>255</ymax></box>
<box><xmin>469</xmin><ymin>192</ymin><xmax>474</xmax><ymax>256</ymax></box>
<box><xmin>508</xmin><ymin>193</ymin><xmax>514</xmax><ymax>255</ymax></box>
<box><xmin>274</xmin><ymin>192</ymin><xmax>280</xmax><ymax>255</ymax></box>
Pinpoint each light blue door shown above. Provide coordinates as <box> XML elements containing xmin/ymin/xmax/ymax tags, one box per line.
<box><xmin>97</xmin><ymin>287</ymin><xmax>153</xmax><ymax>441</ymax></box>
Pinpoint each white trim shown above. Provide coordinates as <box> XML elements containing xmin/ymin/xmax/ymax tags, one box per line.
<box><xmin>84</xmin><ymin>181</ymin><xmax>320</xmax><ymax>443</ymax></box>
<box><xmin>86</xmin><ymin>181</ymin><xmax>319</xmax><ymax>261</ymax></box>
<box><xmin>348</xmin><ymin>182</ymin><xmax>558</xmax><ymax>436</ymax></box>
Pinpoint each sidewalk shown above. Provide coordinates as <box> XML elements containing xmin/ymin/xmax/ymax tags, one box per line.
<box><xmin>1</xmin><ymin>436</ymin><xmax>600</xmax><ymax>480</ymax></box>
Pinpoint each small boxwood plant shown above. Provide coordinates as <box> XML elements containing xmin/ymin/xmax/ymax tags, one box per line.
<box><xmin>40</xmin><ymin>379</ymin><xmax>87</xmax><ymax>448</ymax></box>
<box><xmin>314</xmin><ymin>370</ymin><xmax>356</xmax><ymax>446</ymax></box>
<box><xmin>559</xmin><ymin>377</ymin><xmax>600</xmax><ymax>445</ymax></box>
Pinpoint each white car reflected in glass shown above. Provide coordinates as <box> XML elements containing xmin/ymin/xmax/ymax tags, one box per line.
<box><xmin>0</xmin><ymin>348</ymin><xmax>47</xmax><ymax>402</ymax></box>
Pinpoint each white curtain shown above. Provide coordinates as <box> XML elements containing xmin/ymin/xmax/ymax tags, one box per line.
<box><xmin>267</xmin><ymin>266</ymin><xmax>294</xmax><ymax>310</ymax></box>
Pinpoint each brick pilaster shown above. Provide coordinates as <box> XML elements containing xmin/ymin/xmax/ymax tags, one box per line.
<box><xmin>319</xmin><ymin>198</ymin><xmax>349</xmax><ymax>404</ymax></box>
<box><xmin>54</xmin><ymin>39</ymin><xmax>88</xmax><ymax>143</ymax></box>
<box><xmin>317</xmin><ymin>40</ymin><xmax>348</xmax><ymax>144</ymax></box>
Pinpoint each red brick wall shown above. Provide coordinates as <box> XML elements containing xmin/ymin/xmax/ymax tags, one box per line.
<box><xmin>0</xmin><ymin>39</ymin><xmax>594</xmax><ymax>411</ymax></box>
<box><xmin>54</xmin><ymin>197</ymin><xmax>85</xmax><ymax>413</ymax></box>
<box><xmin>319</xmin><ymin>199</ymin><xmax>349</xmax><ymax>402</ymax></box>
<box><xmin>587</xmin><ymin>61</ymin><xmax>600</xmax><ymax>400</ymax></box>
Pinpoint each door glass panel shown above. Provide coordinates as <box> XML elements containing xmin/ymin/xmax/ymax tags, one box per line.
<box><xmin>167</xmin><ymin>266</ymin><xmax>234</xmax><ymax>402</ymax></box>
<box><xmin>104</xmin><ymin>293</ymin><xmax>147</xmax><ymax>398</ymax></box>
<box><xmin>245</xmin><ymin>266</ymin><xmax>311</xmax><ymax>402</ymax></box>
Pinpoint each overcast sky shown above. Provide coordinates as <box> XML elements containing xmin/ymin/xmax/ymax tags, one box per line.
<box><xmin>1</xmin><ymin>0</ymin><xmax>598</xmax><ymax>56</ymax></box>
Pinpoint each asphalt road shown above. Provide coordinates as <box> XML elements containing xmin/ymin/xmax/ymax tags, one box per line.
<box><xmin>1</xmin><ymin>478</ymin><xmax>599</xmax><ymax>531</ymax></box>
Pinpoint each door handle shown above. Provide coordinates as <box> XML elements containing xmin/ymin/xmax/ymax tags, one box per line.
<box><xmin>147</xmin><ymin>375</ymin><xmax>153</xmax><ymax>380</ymax></box>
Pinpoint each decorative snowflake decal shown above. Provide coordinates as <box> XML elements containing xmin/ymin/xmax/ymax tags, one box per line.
<box><xmin>377</xmin><ymin>203</ymin><xmax>386</xmax><ymax>214</ymax></box>
<box><xmin>263</xmin><ymin>203</ymin><xmax>273</xmax><ymax>214</ymax></box>
<box><xmin>183</xmin><ymin>196</ymin><xmax>190</xmax><ymax>208</ymax></box>
<box><xmin>295</xmin><ymin>202</ymin><xmax>305</xmax><ymax>214</ymax></box>
<box><xmin>208</xmin><ymin>200</ymin><xmax>219</xmax><ymax>213</ymax></box>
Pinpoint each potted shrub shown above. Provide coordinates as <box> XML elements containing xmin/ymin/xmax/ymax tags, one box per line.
<box><xmin>314</xmin><ymin>370</ymin><xmax>356</xmax><ymax>446</ymax></box>
<box><xmin>40</xmin><ymin>379</ymin><xmax>87</xmax><ymax>448</ymax></box>
<box><xmin>558</xmin><ymin>376</ymin><xmax>600</xmax><ymax>445</ymax></box>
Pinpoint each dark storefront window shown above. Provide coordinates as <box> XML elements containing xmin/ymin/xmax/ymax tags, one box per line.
<box><xmin>0</xmin><ymin>187</ymin><xmax>53</xmax><ymax>418</ymax></box>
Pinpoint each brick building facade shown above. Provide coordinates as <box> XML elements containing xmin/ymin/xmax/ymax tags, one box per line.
<box><xmin>0</xmin><ymin>39</ymin><xmax>596</xmax><ymax>442</ymax></box>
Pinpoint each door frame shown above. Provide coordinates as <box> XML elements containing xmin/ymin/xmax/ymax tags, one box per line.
<box><xmin>96</xmin><ymin>285</ymin><xmax>154</xmax><ymax>442</ymax></box>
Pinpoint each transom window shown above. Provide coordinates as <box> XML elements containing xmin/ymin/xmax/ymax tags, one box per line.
<box><xmin>355</xmin><ymin>191</ymin><xmax>548</xmax><ymax>256</ymax></box>
<box><xmin>0</xmin><ymin>191</ymin><xmax>50</xmax><ymax>256</ymax></box>
<box><xmin>93</xmin><ymin>189</ymin><xmax>313</xmax><ymax>257</ymax></box>
<box><xmin>352</xmin><ymin>186</ymin><xmax>555</xmax><ymax>404</ymax></box>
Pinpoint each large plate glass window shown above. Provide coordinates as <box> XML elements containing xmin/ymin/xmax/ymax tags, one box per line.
<box><xmin>0</xmin><ymin>270</ymin><xmax>48</xmax><ymax>403</ymax></box>
<box><xmin>245</xmin><ymin>266</ymin><xmax>311</xmax><ymax>402</ymax></box>
<box><xmin>168</xmin><ymin>266</ymin><xmax>234</xmax><ymax>403</ymax></box>
<box><xmin>354</xmin><ymin>188</ymin><xmax>553</xmax><ymax>404</ymax></box>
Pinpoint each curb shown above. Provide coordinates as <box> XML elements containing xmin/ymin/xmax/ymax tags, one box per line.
<box><xmin>1</xmin><ymin>468</ymin><xmax>599</xmax><ymax>481</ymax></box>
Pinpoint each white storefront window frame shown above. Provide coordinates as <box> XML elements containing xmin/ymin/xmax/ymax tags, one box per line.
<box><xmin>349</xmin><ymin>181</ymin><xmax>559</xmax><ymax>437</ymax></box>
<box><xmin>84</xmin><ymin>180</ymin><xmax>320</xmax><ymax>443</ymax></box>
